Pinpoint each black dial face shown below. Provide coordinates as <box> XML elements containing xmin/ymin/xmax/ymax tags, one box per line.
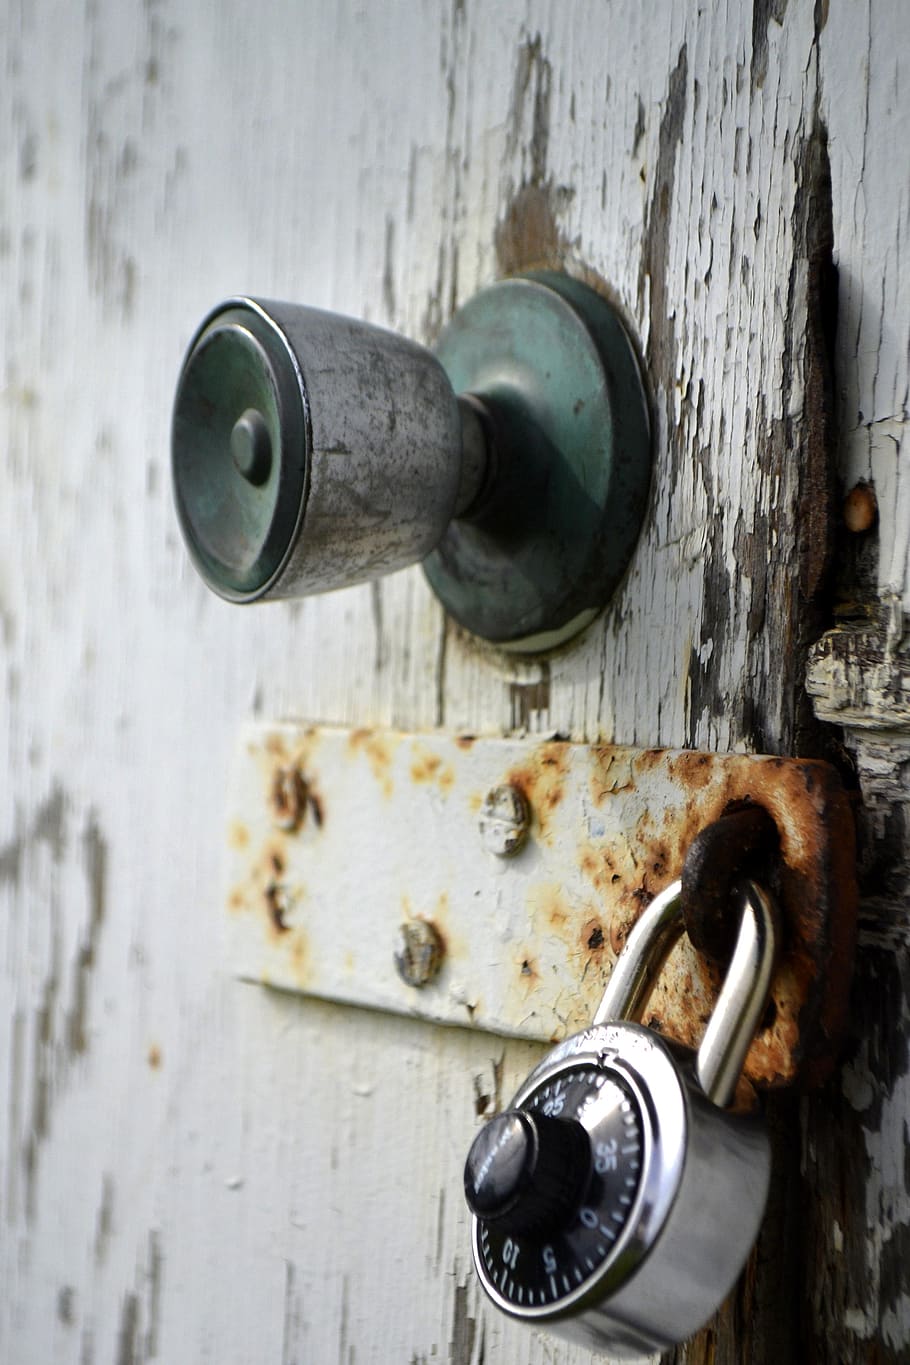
<box><xmin>475</xmin><ymin>1066</ymin><xmax>644</xmax><ymax>1310</ymax></box>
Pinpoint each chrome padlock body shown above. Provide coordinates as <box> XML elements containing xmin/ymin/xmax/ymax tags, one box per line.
<box><xmin>474</xmin><ymin>1022</ymin><xmax>770</xmax><ymax>1357</ymax></box>
<box><xmin>465</xmin><ymin>879</ymin><xmax>778</xmax><ymax>1358</ymax></box>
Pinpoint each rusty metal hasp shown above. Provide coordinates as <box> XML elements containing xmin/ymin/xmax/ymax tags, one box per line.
<box><xmin>225</xmin><ymin>725</ymin><xmax>856</xmax><ymax>1087</ymax></box>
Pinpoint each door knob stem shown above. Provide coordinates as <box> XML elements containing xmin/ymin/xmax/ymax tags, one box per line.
<box><xmin>454</xmin><ymin>393</ymin><xmax>495</xmax><ymax>520</ymax></box>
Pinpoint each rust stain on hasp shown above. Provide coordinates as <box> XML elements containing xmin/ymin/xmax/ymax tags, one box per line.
<box><xmin>578</xmin><ymin>745</ymin><xmax>857</xmax><ymax>1087</ymax></box>
<box><xmin>231</xmin><ymin>739</ymin><xmax>323</xmax><ymax>989</ymax></box>
<box><xmin>505</xmin><ymin>740</ymin><xmax>570</xmax><ymax>842</ymax></box>
<box><xmin>409</xmin><ymin>739</ymin><xmax>455</xmax><ymax>794</ymax></box>
<box><xmin>230</xmin><ymin>728</ymin><xmax>856</xmax><ymax>1089</ymax></box>
<box><xmin>347</xmin><ymin>726</ymin><xmax>399</xmax><ymax>797</ymax></box>
<box><xmin>597</xmin><ymin>748</ymin><xmax>856</xmax><ymax>1086</ymax></box>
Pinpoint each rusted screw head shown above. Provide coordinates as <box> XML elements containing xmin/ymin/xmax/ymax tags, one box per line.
<box><xmin>269</xmin><ymin>765</ymin><xmax>308</xmax><ymax>832</ymax></box>
<box><xmin>394</xmin><ymin>920</ymin><xmax>444</xmax><ymax>988</ymax></box>
<box><xmin>478</xmin><ymin>784</ymin><xmax>531</xmax><ymax>856</ymax></box>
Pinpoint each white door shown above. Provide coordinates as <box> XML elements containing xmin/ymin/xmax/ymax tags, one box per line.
<box><xmin>1</xmin><ymin>2</ymin><xmax>908</xmax><ymax>1361</ymax></box>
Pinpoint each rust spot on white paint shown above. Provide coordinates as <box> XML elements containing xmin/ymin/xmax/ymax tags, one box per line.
<box><xmin>409</xmin><ymin>742</ymin><xmax>454</xmax><ymax>793</ymax></box>
<box><xmin>348</xmin><ymin>728</ymin><xmax>397</xmax><ymax>797</ymax></box>
<box><xmin>517</xmin><ymin>954</ymin><xmax>539</xmax><ymax>989</ymax></box>
<box><xmin>288</xmin><ymin>932</ymin><xmax>309</xmax><ymax>985</ymax></box>
<box><xmin>506</xmin><ymin>740</ymin><xmax>570</xmax><ymax>841</ymax></box>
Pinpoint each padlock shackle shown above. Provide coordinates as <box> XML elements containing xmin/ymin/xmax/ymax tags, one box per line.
<box><xmin>593</xmin><ymin>880</ymin><xmax>686</xmax><ymax>1028</ymax></box>
<box><xmin>593</xmin><ymin>878</ymin><xmax>780</xmax><ymax>1108</ymax></box>
<box><xmin>695</xmin><ymin>881</ymin><xmax>779</xmax><ymax>1106</ymax></box>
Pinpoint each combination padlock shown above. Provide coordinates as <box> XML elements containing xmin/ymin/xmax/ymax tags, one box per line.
<box><xmin>463</xmin><ymin>877</ymin><xmax>780</xmax><ymax>1358</ymax></box>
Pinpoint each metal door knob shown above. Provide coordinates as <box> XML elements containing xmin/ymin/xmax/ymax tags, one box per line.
<box><xmin>172</xmin><ymin>272</ymin><xmax>651</xmax><ymax>651</ymax></box>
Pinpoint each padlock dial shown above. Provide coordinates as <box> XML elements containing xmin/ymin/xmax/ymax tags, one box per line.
<box><xmin>469</xmin><ymin>1066</ymin><xmax>643</xmax><ymax>1310</ymax></box>
<box><xmin>464</xmin><ymin>1110</ymin><xmax>590</xmax><ymax>1234</ymax></box>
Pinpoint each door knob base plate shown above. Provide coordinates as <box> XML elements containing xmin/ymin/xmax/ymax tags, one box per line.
<box><xmin>425</xmin><ymin>272</ymin><xmax>652</xmax><ymax>652</ymax></box>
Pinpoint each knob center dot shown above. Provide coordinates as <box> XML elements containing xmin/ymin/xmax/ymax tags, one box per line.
<box><xmin>231</xmin><ymin>408</ymin><xmax>273</xmax><ymax>486</ymax></box>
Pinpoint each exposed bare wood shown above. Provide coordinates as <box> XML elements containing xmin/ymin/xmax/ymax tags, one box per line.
<box><xmin>808</xmin><ymin>599</ymin><xmax>910</xmax><ymax>737</ymax></box>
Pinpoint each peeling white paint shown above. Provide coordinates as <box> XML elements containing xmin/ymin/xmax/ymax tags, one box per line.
<box><xmin>844</xmin><ymin>1306</ymin><xmax>874</xmax><ymax>1337</ymax></box>
<box><xmin>0</xmin><ymin>0</ymin><xmax>908</xmax><ymax>1360</ymax></box>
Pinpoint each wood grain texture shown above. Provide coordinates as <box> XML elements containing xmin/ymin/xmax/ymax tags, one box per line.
<box><xmin>0</xmin><ymin>0</ymin><xmax>907</xmax><ymax>1361</ymax></box>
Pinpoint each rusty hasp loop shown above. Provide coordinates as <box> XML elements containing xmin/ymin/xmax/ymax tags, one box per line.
<box><xmin>680</xmin><ymin>806</ymin><xmax>780</xmax><ymax>963</ymax></box>
<box><xmin>593</xmin><ymin>877</ymin><xmax>780</xmax><ymax>1108</ymax></box>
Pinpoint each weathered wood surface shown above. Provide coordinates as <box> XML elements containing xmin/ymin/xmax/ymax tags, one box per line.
<box><xmin>0</xmin><ymin>0</ymin><xmax>907</xmax><ymax>1361</ymax></box>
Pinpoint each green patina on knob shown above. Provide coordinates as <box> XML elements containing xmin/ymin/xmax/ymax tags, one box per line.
<box><xmin>425</xmin><ymin>271</ymin><xmax>652</xmax><ymax>652</ymax></box>
<box><xmin>171</xmin><ymin>304</ymin><xmax>307</xmax><ymax>600</ymax></box>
